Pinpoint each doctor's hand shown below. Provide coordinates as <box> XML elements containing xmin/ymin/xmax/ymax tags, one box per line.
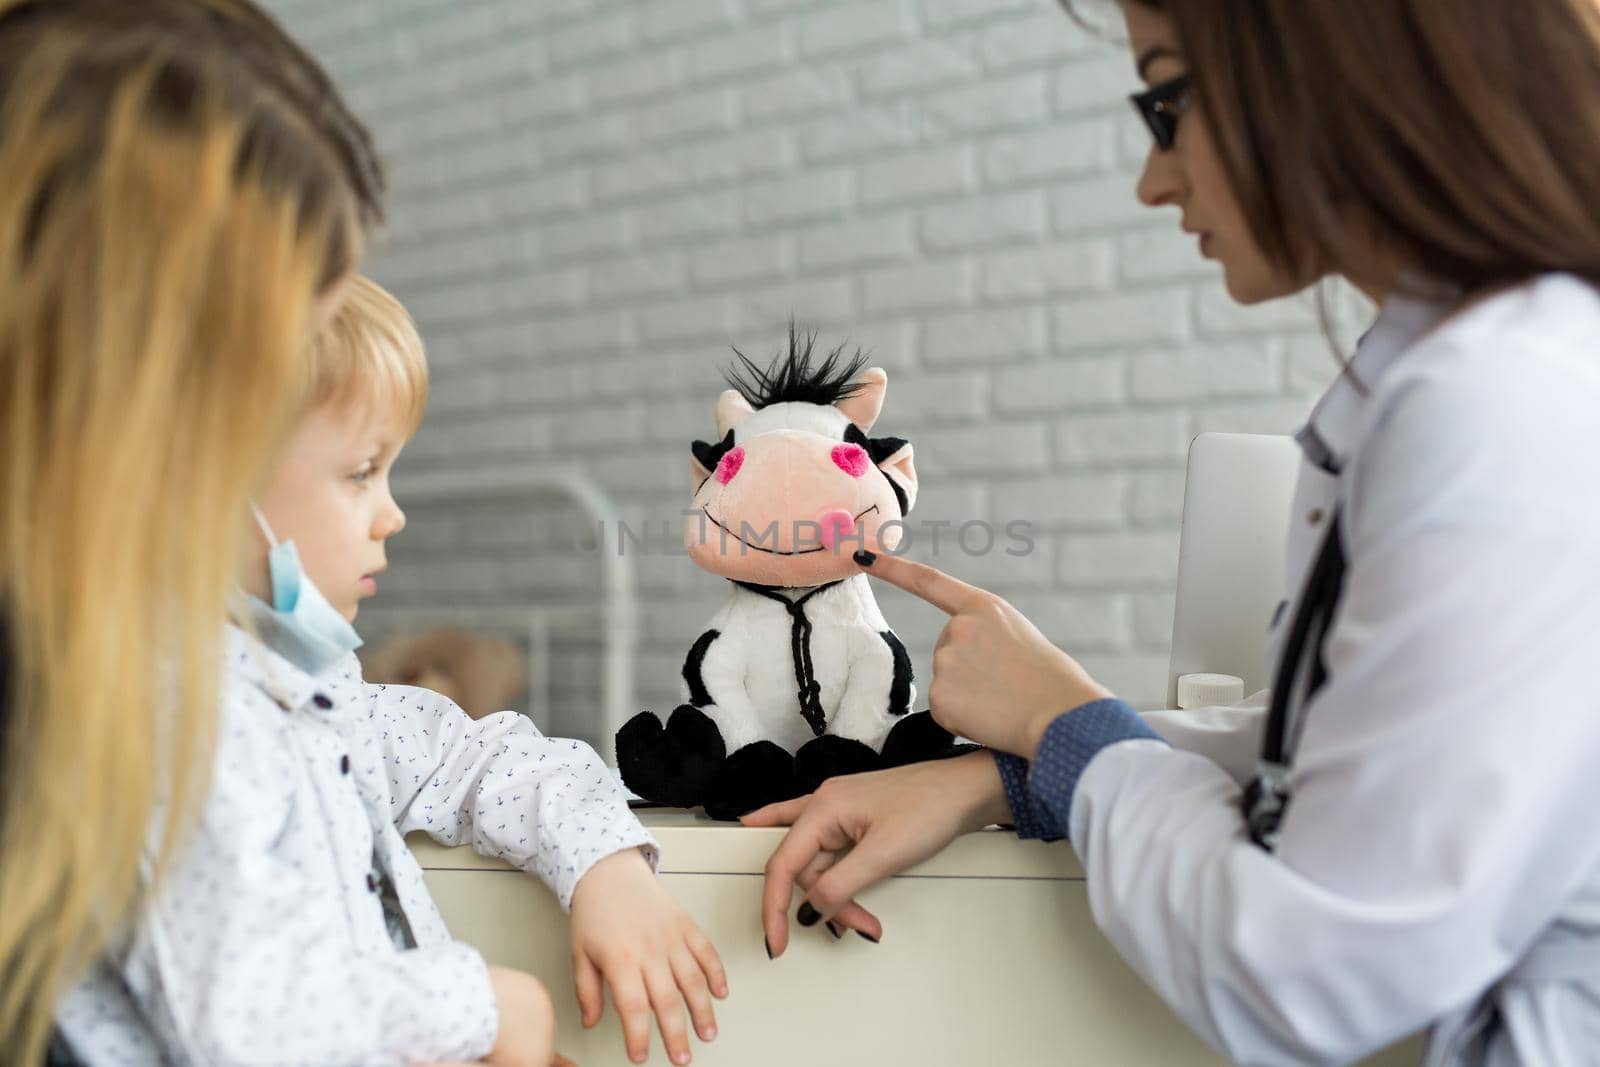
<box><xmin>743</xmin><ymin>750</ymin><xmax>1012</xmax><ymax>954</ymax></box>
<box><xmin>854</xmin><ymin>550</ymin><xmax>1112</xmax><ymax>758</ymax></box>
<box><xmin>569</xmin><ymin>847</ymin><xmax>727</xmax><ymax>1066</ymax></box>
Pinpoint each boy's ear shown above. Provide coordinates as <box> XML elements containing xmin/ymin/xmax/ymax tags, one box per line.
<box><xmin>876</xmin><ymin>441</ymin><xmax>918</xmax><ymax>515</ymax></box>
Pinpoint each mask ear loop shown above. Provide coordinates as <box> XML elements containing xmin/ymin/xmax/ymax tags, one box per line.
<box><xmin>250</xmin><ymin>503</ymin><xmax>280</xmax><ymax>548</ymax></box>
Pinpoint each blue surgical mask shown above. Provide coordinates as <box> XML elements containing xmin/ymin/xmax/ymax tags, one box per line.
<box><xmin>241</xmin><ymin>504</ymin><xmax>363</xmax><ymax>677</ymax></box>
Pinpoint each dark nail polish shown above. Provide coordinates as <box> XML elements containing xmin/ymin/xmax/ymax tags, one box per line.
<box><xmin>796</xmin><ymin>902</ymin><xmax>820</xmax><ymax>927</ymax></box>
<box><xmin>852</xmin><ymin>549</ymin><xmax>877</xmax><ymax>567</ymax></box>
<box><xmin>856</xmin><ymin>931</ymin><xmax>879</xmax><ymax>944</ymax></box>
<box><xmin>765</xmin><ymin>935</ymin><xmax>774</xmax><ymax>959</ymax></box>
<box><xmin>825</xmin><ymin>921</ymin><xmax>843</xmax><ymax>939</ymax></box>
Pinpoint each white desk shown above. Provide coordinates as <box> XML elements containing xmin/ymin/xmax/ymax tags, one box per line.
<box><xmin>412</xmin><ymin>812</ymin><xmax>1421</xmax><ymax>1066</ymax></box>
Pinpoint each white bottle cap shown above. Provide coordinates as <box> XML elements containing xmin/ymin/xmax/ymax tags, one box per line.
<box><xmin>1177</xmin><ymin>673</ymin><xmax>1245</xmax><ymax>710</ymax></box>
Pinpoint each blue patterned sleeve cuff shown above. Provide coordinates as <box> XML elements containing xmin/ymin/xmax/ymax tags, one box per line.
<box><xmin>1029</xmin><ymin>698</ymin><xmax>1165</xmax><ymax>836</ymax></box>
<box><xmin>993</xmin><ymin>751</ymin><xmax>1066</xmax><ymax>841</ymax></box>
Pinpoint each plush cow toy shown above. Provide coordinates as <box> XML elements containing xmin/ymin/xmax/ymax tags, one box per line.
<box><xmin>618</xmin><ymin>329</ymin><xmax>968</xmax><ymax>820</ymax></box>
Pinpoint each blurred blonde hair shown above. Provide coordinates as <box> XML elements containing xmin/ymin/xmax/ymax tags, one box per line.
<box><xmin>309</xmin><ymin>274</ymin><xmax>430</xmax><ymax>437</ymax></box>
<box><xmin>0</xmin><ymin>1</ymin><xmax>381</xmax><ymax>1061</ymax></box>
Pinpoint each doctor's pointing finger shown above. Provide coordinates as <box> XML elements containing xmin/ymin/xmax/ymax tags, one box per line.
<box><xmin>850</xmin><ymin>549</ymin><xmax>1112</xmax><ymax>758</ymax></box>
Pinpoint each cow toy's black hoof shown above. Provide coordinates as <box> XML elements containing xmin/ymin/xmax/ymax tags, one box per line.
<box><xmin>702</xmin><ymin>740</ymin><xmax>800</xmax><ymax>821</ymax></box>
<box><xmin>880</xmin><ymin>710</ymin><xmax>976</xmax><ymax>768</ymax></box>
<box><xmin>616</xmin><ymin>705</ymin><xmax>726</xmax><ymax>809</ymax></box>
<box><xmin>794</xmin><ymin>734</ymin><xmax>882</xmax><ymax>795</ymax></box>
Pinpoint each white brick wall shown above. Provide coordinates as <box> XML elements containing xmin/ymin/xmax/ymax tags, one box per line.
<box><xmin>265</xmin><ymin>0</ymin><xmax>1367</xmax><ymax>745</ymax></box>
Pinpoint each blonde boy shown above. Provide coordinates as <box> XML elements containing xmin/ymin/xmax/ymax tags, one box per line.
<box><xmin>64</xmin><ymin>278</ymin><xmax>726</xmax><ymax>1067</ymax></box>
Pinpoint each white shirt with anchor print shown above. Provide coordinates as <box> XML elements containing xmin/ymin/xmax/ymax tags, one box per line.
<box><xmin>56</xmin><ymin>625</ymin><xmax>658</xmax><ymax>1066</ymax></box>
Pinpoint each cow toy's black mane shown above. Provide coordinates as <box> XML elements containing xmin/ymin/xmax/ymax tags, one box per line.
<box><xmin>725</xmin><ymin>322</ymin><xmax>869</xmax><ymax>411</ymax></box>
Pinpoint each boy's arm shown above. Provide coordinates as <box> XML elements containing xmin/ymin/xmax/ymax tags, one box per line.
<box><xmin>124</xmin><ymin>698</ymin><xmax>498</xmax><ymax>1067</ymax></box>
<box><xmin>368</xmin><ymin>680</ymin><xmax>659</xmax><ymax>909</ymax></box>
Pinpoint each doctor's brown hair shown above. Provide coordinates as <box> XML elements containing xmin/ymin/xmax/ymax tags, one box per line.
<box><xmin>1086</xmin><ymin>0</ymin><xmax>1600</xmax><ymax>297</ymax></box>
<box><xmin>0</xmin><ymin>1</ymin><xmax>381</xmax><ymax>1062</ymax></box>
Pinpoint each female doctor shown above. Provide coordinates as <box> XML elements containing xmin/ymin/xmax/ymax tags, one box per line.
<box><xmin>746</xmin><ymin>1</ymin><xmax>1600</xmax><ymax>1064</ymax></box>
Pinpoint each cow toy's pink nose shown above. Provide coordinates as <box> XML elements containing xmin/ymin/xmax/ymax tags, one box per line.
<box><xmin>817</xmin><ymin>508</ymin><xmax>856</xmax><ymax>550</ymax></box>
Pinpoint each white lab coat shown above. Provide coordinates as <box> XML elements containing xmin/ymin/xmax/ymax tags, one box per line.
<box><xmin>1086</xmin><ymin>274</ymin><xmax>1600</xmax><ymax>1066</ymax></box>
<box><xmin>57</xmin><ymin>626</ymin><xmax>658</xmax><ymax>1066</ymax></box>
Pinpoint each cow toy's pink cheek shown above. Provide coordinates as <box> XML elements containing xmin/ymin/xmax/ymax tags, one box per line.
<box><xmin>831</xmin><ymin>443</ymin><xmax>870</xmax><ymax>477</ymax></box>
<box><xmin>715</xmin><ymin>447</ymin><xmax>745</xmax><ymax>485</ymax></box>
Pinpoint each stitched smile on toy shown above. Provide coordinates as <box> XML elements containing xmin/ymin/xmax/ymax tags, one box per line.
<box><xmin>701</xmin><ymin>504</ymin><xmax>880</xmax><ymax>554</ymax></box>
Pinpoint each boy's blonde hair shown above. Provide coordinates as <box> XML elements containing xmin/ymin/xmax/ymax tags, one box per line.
<box><xmin>308</xmin><ymin>275</ymin><xmax>429</xmax><ymax>436</ymax></box>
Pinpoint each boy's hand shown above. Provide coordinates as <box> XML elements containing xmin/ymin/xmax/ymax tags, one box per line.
<box><xmin>481</xmin><ymin>965</ymin><xmax>557</xmax><ymax>1067</ymax></box>
<box><xmin>402</xmin><ymin>962</ymin><xmax>576</xmax><ymax>1067</ymax></box>
<box><xmin>569</xmin><ymin>848</ymin><xmax>728</xmax><ymax>1066</ymax></box>
<box><xmin>422</xmin><ymin>1058</ymin><xmax>573</xmax><ymax>1067</ymax></box>
<box><xmin>421</xmin><ymin>1059</ymin><xmax>574</xmax><ymax>1066</ymax></box>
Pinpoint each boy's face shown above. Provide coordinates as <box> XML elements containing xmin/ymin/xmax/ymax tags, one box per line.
<box><xmin>252</xmin><ymin>403</ymin><xmax>408</xmax><ymax>622</ymax></box>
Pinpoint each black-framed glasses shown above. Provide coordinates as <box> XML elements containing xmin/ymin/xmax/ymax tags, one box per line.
<box><xmin>1130</xmin><ymin>74</ymin><xmax>1191</xmax><ymax>151</ymax></box>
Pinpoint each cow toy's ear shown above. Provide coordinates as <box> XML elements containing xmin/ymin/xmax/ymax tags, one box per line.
<box><xmin>690</xmin><ymin>430</ymin><xmax>734</xmax><ymax>491</ymax></box>
<box><xmin>715</xmin><ymin>389</ymin><xmax>754</xmax><ymax>438</ymax></box>
<box><xmin>689</xmin><ymin>454</ymin><xmax>712</xmax><ymax>490</ymax></box>
<box><xmin>835</xmin><ymin>366</ymin><xmax>887</xmax><ymax>432</ymax></box>
<box><xmin>844</xmin><ymin>424</ymin><xmax>916</xmax><ymax>515</ymax></box>
<box><xmin>876</xmin><ymin>440</ymin><xmax>918</xmax><ymax>515</ymax></box>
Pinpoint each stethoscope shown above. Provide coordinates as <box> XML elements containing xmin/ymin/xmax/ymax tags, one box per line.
<box><xmin>1243</xmin><ymin>508</ymin><xmax>1347</xmax><ymax>851</ymax></box>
